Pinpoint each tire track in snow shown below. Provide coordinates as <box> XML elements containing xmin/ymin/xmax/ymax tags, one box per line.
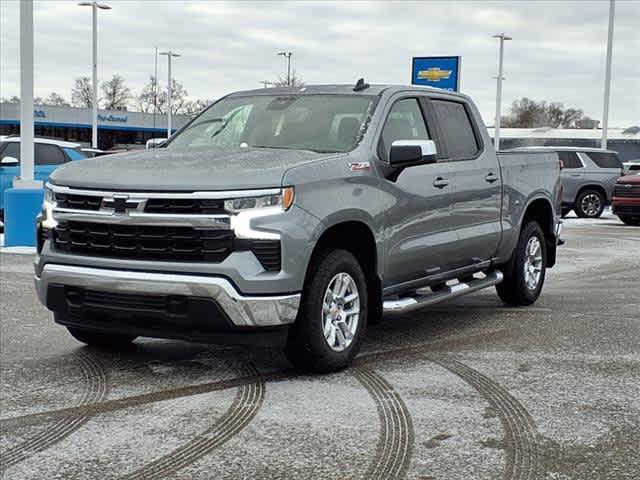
<box><xmin>0</xmin><ymin>350</ymin><xmax>108</xmax><ymax>471</ymax></box>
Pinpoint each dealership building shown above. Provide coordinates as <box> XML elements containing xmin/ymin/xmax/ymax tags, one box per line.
<box><xmin>0</xmin><ymin>102</ymin><xmax>190</xmax><ymax>150</ymax></box>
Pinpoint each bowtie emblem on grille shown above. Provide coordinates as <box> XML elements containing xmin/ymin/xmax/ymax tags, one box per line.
<box><xmin>103</xmin><ymin>194</ymin><xmax>141</xmax><ymax>213</ymax></box>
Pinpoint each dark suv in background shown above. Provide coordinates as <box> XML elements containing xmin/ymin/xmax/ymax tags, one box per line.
<box><xmin>512</xmin><ymin>147</ymin><xmax>624</xmax><ymax>218</ymax></box>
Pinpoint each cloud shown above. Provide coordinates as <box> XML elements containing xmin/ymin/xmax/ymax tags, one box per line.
<box><xmin>1</xmin><ymin>0</ymin><xmax>638</xmax><ymax>126</ymax></box>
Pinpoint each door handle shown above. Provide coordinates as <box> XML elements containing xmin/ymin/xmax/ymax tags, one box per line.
<box><xmin>570</xmin><ymin>173</ymin><xmax>582</xmax><ymax>177</ymax></box>
<box><xmin>433</xmin><ymin>177</ymin><xmax>449</xmax><ymax>189</ymax></box>
<box><xmin>485</xmin><ymin>172</ymin><xmax>499</xmax><ymax>183</ymax></box>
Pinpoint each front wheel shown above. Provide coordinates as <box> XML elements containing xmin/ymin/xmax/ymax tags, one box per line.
<box><xmin>618</xmin><ymin>214</ymin><xmax>640</xmax><ymax>226</ymax></box>
<box><xmin>496</xmin><ymin>221</ymin><xmax>547</xmax><ymax>306</ymax></box>
<box><xmin>575</xmin><ymin>189</ymin><xmax>605</xmax><ymax>218</ymax></box>
<box><xmin>285</xmin><ymin>249</ymin><xmax>368</xmax><ymax>373</ymax></box>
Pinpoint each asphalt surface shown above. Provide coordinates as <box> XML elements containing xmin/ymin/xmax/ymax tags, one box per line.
<box><xmin>1</xmin><ymin>211</ymin><xmax>638</xmax><ymax>480</ymax></box>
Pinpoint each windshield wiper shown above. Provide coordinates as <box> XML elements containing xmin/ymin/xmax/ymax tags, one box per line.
<box><xmin>251</xmin><ymin>145</ymin><xmax>339</xmax><ymax>154</ymax></box>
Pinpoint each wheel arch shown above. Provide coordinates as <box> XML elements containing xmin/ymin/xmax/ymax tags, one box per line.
<box><xmin>575</xmin><ymin>183</ymin><xmax>608</xmax><ymax>204</ymax></box>
<box><xmin>305</xmin><ymin>219</ymin><xmax>382</xmax><ymax>311</ymax></box>
<box><xmin>521</xmin><ymin>197</ymin><xmax>557</xmax><ymax>267</ymax></box>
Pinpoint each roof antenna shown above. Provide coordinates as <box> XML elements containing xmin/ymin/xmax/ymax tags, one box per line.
<box><xmin>353</xmin><ymin>78</ymin><xmax>370</xmax><ymax>92</ymax></box>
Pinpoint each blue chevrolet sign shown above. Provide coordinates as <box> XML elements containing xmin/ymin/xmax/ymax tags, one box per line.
<box><xmin>411</xmin><ymin>56</ymin><xmax>461</xmax><ymax>91</ymax></box>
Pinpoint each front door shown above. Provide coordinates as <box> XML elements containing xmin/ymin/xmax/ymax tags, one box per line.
<box><xmin>380</xmin><ymin>97</ymin><xmax>457</xmax><ymax>288</ymax></box>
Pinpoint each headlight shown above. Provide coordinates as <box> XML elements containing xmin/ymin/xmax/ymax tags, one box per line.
<box><xmin>44</xmin><ymin>185</ymin><xmax>55</xmax><ymax>204</ymax></box>
<box><xmin>41</xmin><ymin>186</ymin><xmax>58</xmax><ymax>230</ymax></box>
<box><xmin>224</xmin><ymin>187</ymin><xmax>294</xmax><ymax>214</ymax></box>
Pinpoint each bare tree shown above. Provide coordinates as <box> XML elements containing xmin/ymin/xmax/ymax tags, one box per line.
<box><xmin>101</xmin><ymin>74</ymin><xmax>131</xmax><ymax>111</ymax></box>
<box><xmin>71</xmin><ymin>77</ymin><xmax>93</xmax><ymax>108</ymax></box>
<box><xmin>272</xmin><ymin>70</ymin><xmax>305</xmax><ymax>88</ymax></box>
<box><xmin>182</xmin><ymin>98</ymin><xmax>213</xmax><ymax>117</ymax></box>
<box><xmin>501</xmin><ymin>98</ymin><xmax>587</xmax><ymax>129</ymax></box>
<box><xmin>43</xmin><ymin>92</ymin><xmax>70</xmax><ymax>107</ymax></box>
<box><xmin>137</xmin><ymin>76</ymin><xmax>161</xmax><ymax>113</ymax></box>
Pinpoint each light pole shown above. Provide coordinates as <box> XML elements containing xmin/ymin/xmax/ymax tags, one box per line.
<box><xmin>601</xmin><ymin>0</ymin><xmax>615</xmax><ymax>149</ymax></box>
<box><xmin>492</xmin><ymin>33</ymin><xmax>512</xmax><ymax>151</ymax></box>
<box><xmin>159</xmin><ymin>51</ymin><xmax>180</xmax><ymax>138</ymax></box>
<box><xmin>78</xmin><ymin>1</ymin><xmax>111</xmax><ymax>149</ymax></box>
<box><xmin>277</xmin><ymin>51</ymin><xmax>293</xmax><ymax>86</ymax></box>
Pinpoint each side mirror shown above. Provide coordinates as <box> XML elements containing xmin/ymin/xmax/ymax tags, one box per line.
<box><xmin>1</xmin><ymin>156</ymin><xmax>19</xmax><ymax>166</ymax></box>
<box><xmin>389</xmin><ymin>140</ymin><xmax>438</xmax><ymax>167</ymax></box>
<box><xmin>146</xmin><ymin>138</ymin><xmax>167</xmax><ymax>149</ymax></box>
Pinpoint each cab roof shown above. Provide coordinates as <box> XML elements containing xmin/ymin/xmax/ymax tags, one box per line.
<box><xmin>229</xmin><ymin>83</ymin><xmax>469</xmax><ymax>100</ymax></box>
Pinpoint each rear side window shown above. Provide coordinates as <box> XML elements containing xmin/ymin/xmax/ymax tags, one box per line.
<box><xmin>431</xmin><ymin>100</ymin><xmax>479</xmax><ymax>160</ymax></box>
<box><xmin>558</xmin><ymin>151</ymin><xmax>582</xmax><ymax>169</ymax></box>
<box><xmin>35</xmin><ymin>144</ymin><xmax>66</xmax><ymax>165</ymax></box>
<box><xmin>583</xmin><ymin>151</ymin><xmax>622</xmax><ymax>169</ymax></box>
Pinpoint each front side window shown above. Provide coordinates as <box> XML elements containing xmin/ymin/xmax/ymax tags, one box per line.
<box><xmin>167</xmin><ymin>94</ymin><xmax>376</xmax><ymax>154</ymax></box>
<box><xmin>379</xmin><ymin>98</ymin><xmax>430</xmax><ymax>161</ymax></box>
<box><xmin>431</xmin><ymin>100</ymin><xmax>479</xmax><ymax>160</ymax></box>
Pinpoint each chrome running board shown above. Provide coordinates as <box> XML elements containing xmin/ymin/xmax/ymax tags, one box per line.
<box><xmin>383</xmin><ymin>270</ymin><xmax>503</xmax><ymax>313</ymax></box>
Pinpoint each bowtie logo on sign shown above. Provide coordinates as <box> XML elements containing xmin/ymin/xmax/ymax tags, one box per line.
<box><xmin>417</xmin><ymin>67</ymin><xmax>452</xmax><ymax>82</ymax></box>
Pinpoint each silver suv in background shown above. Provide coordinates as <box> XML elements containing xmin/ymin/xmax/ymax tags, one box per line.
<box><xmin>512</xmin><ymin>147</ymin><xmax>624</xmax><ymax>218</ymax></box>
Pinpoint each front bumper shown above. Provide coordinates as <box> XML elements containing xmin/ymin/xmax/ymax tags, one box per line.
<box><xmin>612</xmin><ymin>197</ymin><xmax>640</xmax><ymax>216</ymax></box>
<box><xmin>35</xmin><ymin>264</ymin><xmax>300</xmax><ymax>329</ymax></box>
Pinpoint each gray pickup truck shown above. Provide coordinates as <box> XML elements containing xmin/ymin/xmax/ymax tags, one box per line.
<box><xmin>35</xmin><ymin>83</ymin><xmax>562</xmax><ymax>372</ymax></box>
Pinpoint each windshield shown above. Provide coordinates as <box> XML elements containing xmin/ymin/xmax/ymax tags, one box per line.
<box><xmin>167</xmin><ymin>94</ymin><xmax>376</xmax><ymax>153</ymax></box>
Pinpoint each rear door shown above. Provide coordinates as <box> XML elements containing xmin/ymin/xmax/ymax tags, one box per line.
<box><xmin>432</xmin><ymin>98</ymin><xmax>502</xmax><ymax>268</ymax></box>
<box><xmin>380</xmin><ymin>96</ymin><xmax>456</xmax><ymax>287</ymax></box>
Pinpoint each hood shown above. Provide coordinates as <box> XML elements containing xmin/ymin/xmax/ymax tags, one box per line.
<box><xmin>617</xmin><ymin>173</ymin><xmax>640</xmax><ymax>185</ymax></box>
<box><xmin>50</xmin><ymin>146</ymin><xmax>326</xmax><ymax>191</ymax></box>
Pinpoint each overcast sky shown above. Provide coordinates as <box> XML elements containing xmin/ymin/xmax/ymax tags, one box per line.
<box><xmin>1</xmin><ymin>0</ymin><xmax>638</xmax><ymax>127</ymax></box>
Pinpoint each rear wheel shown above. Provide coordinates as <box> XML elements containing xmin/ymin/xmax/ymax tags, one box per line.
<box><xmin>66</xmin><ymin>325</ymin><xmax>136</xmax><ymax>349</ymax></box>
<box><xmin>285</xmin><ymin>249</ymin><xmax>368</xmax><ymax>373</ymax></box>
<box><xmin>496</xmin><ymin>221</ymin><xmax>547</xmax><ymax>306</ymax></box>
<box><xmin>575</xmin><ymin>189</ymin><xmax>605</xmax><ymax>218</ymax></box>
<box><xmin>618</xmin><ymin>215</ymin><xmax>640</xmax><ymax>226</ymax></box>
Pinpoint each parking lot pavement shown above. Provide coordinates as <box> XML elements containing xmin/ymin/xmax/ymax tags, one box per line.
<box><xmin>1</xmin><ymin>213</ymin><xmax>638</xmax><ymax>480</ymax></box>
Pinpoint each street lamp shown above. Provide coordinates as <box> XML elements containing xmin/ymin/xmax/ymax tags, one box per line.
<box><xmin>159</xmin><ymin>51</ymin><xmax>181</xmax><ymax>138</ymax></box>
<box><xmin>601</xmin><ymin>0</ymin><xmax>615</xmax><ymax>149</ymax></box>
<box><xmin>277</xmin><ymin>51</ymin><xmax>293</xmax><ymax>86</ymax></box>
<box><xmin>492</xmin><ymin>33</ymin><xmax>512</xmax><ymax>151</ymax></box>
<box><xmin>78</xmin><ymin>1</ymin><xmax>111</xmax><ymax>149</ymax></box>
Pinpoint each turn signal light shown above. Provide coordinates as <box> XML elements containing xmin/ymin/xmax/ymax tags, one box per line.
<box><xmin>283</xmin><ymin>187</ymin><xmax>295</xmax><ymax>211</ymax></box>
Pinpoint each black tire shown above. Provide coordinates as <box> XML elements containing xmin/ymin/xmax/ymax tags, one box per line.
<box><xmin>66</xmin><ymin>326</ymin><xmax>136</xmax><ymax>349</ymax></box>
<box><xmin>561</xmin><ymin>207</ymin><xmax>572</xmax><ymax>218</ymax></box>
<box><xmin>496</xmin><ymin>221</ymin><xmax>547</xmax><ymax>306</ymax></box>
<box><xmin>618</xmin><ymin>215</ymin><xmax>640</xmax><ymax>226</ymax></box>
<box><xmin>575</xmin><ymin>189</ymin><xmax>605</xmax><ymax>218</ymax></box>
<box><xmin>285</xmin><ymin>249</ymin><xmax>368</xmax><ymax>373</ymax></box>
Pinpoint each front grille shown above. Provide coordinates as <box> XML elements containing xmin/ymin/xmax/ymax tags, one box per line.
<box><xmin>55</xmin><ymin>193</ymin><xmax>102</xmax><ymax>210</ymax></box>
<box><xmin>53</xmin><ymin>221</ymin><xmax>233</xmax><ymax>262</ymax></box>
<box><xmin>614</xmin><ymin>184</ymin><xmax>640</xmax><ymax>198</ymax></box>
<box><xmin>67</xmin><ymin>288</ymin><xmax>176</xmax><ymax>313</ymax></box>
<box><xmin>250</xmin><ymin>240</ymin><xmax>281</xmax><ymax>272</ymax></box>
<box><xmin>144</xmin><ymin>198</ymin><xmax>226</xmax><ymax>215</ymax></box>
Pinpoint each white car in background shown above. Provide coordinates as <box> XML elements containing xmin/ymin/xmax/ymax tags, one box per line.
<box><xmin>623</xmin><ymin>160</ymin><xmax>640</xmax><ymax>175</ymax></box>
